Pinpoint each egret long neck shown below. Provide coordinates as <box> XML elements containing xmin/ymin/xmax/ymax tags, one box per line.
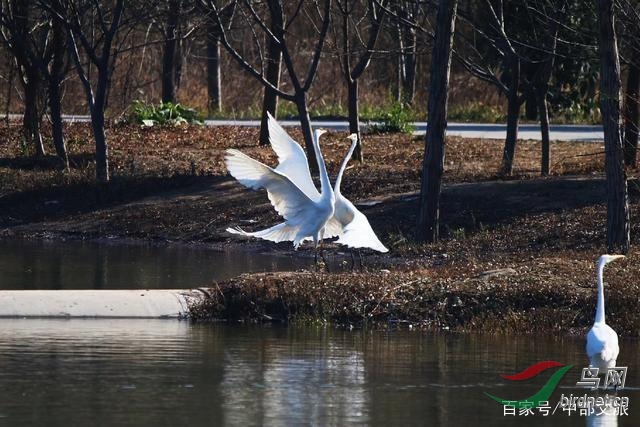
<box><xmin>595</xmin><ymin>262</ymin><xmax>606</xmax><ymax>323</ymax></box>
<box><xmin>313</xmin><ymin>131</ymin><xmax>332</xmax><ymax>198</ymax></box>
<box><xmin>334</xmin><ymin>138</ymin><xmax>358</xmax><ymax>193</ymax></box>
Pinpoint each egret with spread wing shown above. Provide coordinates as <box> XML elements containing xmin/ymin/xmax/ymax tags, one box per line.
<box><xmin>332</xmin><ymin>134</ymin><xmax>388</xmax><ymax>253</ymax></box>
<box><xmin>225</xmin><ymin>127</ymin><xmax>337</xmax><ymax>250</ymax></box>
<box><xmin>263</xmin><ymin>115</ymin><xmax>387</xmax><ymax>252</ymax></box>
<box><xmin>586</xmin><ymin>254</ymin><xmax>624</xmax><ymax>369</ymax></box>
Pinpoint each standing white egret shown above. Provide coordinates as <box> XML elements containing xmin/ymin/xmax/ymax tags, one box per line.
<box><xmin>225</xmin><ymin>128</ymin><xmax>338</xmax><ymax>250</ymax></box>
<box><xmin>331</xmin><ymin>134</ymin><xmax>388</xmax><ymax>253</ymax></box>
<box><xmin>586</xmin><ymin>254</ymin><xmax>624</xmax><ymax>369</ymax></box>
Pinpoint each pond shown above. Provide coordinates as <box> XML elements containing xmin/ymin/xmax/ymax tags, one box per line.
<box><xmin>0</xmin><ymin>239</ymin><xmax>314</xmax><ymax>290</ymax></box>
<box><xmin>0</xmin><ymin>320</ymin><xmax>637</xmax><ymax>426</ymax></box>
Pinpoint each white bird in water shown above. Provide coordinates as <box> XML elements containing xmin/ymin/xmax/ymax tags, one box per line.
<box><xmin>225</xmin><ymin>126</ymin><xmax>338</xmax><ymax>250</ymax></box>
<box><xmin>586</xmin><ymin>254</ymin><xmax>624</xmax><ymax>369</ymax></box>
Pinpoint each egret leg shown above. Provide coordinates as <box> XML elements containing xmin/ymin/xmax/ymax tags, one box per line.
<box><xmin>350</xmin><ymin>250</ymin><xmax>356</xmax><ymax>271</ymax></box>
<box><xmin>358</xmin><ymin>249</ymin><xmax>364</xmax><ymax>271</ymax></box>
<box><xmin>320</xmin><ymin>244</ymin><xmax>330</xmax><ymax>273</ymax></box>
<box><xmin>313</xmin><ymin>238</ymin><xmax>319</xmax><ymax>270</ymax></box>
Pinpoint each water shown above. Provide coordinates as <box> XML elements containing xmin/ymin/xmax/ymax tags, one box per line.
<box><xmin>0</xmin><ymin>320</ymin><xmax>637</xmax><ymax>426</ymax></box>
<box><xmin>0</xmin><ymin>240</ymin><xmax>313</xmax><ymax>290</ymax></box>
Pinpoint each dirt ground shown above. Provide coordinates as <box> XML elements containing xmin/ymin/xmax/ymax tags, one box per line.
<box><xmin>1</xmin><ymin>121</ymin><xmax>639</xmax><ymax>336</ymax></box>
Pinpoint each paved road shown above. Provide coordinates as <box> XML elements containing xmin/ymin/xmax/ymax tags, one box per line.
<box><xmin>202</xmin><ymin>119</ymin><xmax>603</xmax><ymax>142</ymax></box>
<box><xmin>8</xmin><ymin>114</ymin><xmax>604</xmax><ymax>142</ymax></box>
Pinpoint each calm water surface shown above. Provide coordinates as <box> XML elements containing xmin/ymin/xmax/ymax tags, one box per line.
<box><xmin>0</xmin><ymin>320</ymin><xmax>637</xmax><ymax>426</ymax></box>
<box><xmin>0</xmin><ymin>240</ymin><xmax>314</xmax><ymax>290</ymax></box>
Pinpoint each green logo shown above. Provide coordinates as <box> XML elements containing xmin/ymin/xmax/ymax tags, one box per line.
<box><xmin>484</xmin><ymin>361</ymin><xmax>573</xmax><ymax>409</ymax></box>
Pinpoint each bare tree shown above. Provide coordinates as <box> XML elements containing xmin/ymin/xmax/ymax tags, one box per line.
<box><xmin>201</xmin><ymin>1</ymin><xmax>235</xmax><ymax>116</ymax></box>
<box><xmin>258</xmin><ymin>1</ymin><xmax>282</xmax><ymax>145</ymax></box>
<box><xmin>161</xmin><ymin>0</ymin><xmax>181</xmax><ymax>103</ymax></box>
<box><xmin>205</xmin><ymin>18</ymin><xmax>222</xmax><ymax>115</ymax></box>
<box><xmin>0</xmin><ymin>0</ymin><xmax>46</xmax><ymax>157</ymax></box>
<box><xmin>54</xmin><ymin>0</ymin><xmax>127</xmax><ymax>182</ymax></box>
<box><xmin>415</xmin><ymin>0</ymin><xmax>458</xmax><ymax>243</ymax></box>
<box><xmin>624</xmin><ymin>62</ymin><xmax>640</xmax><ymax>166</ymax></box>
<box><xmin>203</xmin><ymin>0</ymin><xmax>332</xmax><ymax>169</ymax></box>
<box><xmin>618</xmin><ymin>0</ymin><xmax>640</xmax><ymax>166</ymax></box>
<box><xmin>1</xmin><ymin>0</ymin><xmax>72</xmax><ymax>167</ymax></box>
<box><xmin>47</xmin><ymin>0</ymin><xmax>70</xmax><ymax>169</ymax></box>
<box><xmin>530</xmin><ymin>0</ymin><xmax>567</xmax><ymax>176</ymax></box>
<box><xmin>394</xmin><ymin>1</ymin><xmax>420</xmax><ymax>105</ymax></box>
<box><xmin>333</xmin><ymin>0</ymin><xmax>386</xmax><ymax>161</ymax></box>
<box><xmin>455</xmin><ymin>0</ymin><xmax>567</xmax><ymax>176</ymax></box>
<box><xmin>596</xmin><ymin>0</ymin><xmax>629</xmax><ymax>253</ymax></box>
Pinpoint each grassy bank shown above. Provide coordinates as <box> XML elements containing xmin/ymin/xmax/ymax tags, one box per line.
<box><xmin>189</xmin><ymin>266</ymin><xmax>640</xmax><ymax>336</ymax></box>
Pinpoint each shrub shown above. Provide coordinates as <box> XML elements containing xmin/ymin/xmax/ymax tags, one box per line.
<box><xmin>130</xmin><ymin>101</ymin><xmax>202</xmax><ymax>126</ymax></box>
<box><xmin>368</xmin><ymin>102</ymin><xmax>416</xmax><ymax>134</ymax></box>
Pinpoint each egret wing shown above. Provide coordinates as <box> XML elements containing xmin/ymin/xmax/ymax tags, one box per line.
<box><xmin>267</xmin><ymin>113</ymin><xmax>321</xmax><ymax>201</ymax></box>
<box><xmin>225</xmin><ymin>149</ymin><xmax>315</xmax><ymax>223</ymax></box>
<box><xmin>322</xmin><ymin>217</ymin><xmax>343</xmax><ymax>239</ymax></box>
<box><xmin>336</xmin><ymin>210</ymin><xmax>388</xmax><ymax>253</ymax></box>
<box><xmin>227</xmin><ymin>223</ymin><xmax>310</xmax><ymax>244</ymax></box>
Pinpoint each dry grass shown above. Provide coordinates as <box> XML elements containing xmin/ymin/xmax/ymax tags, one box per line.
<box><xmin>0</xmin><ymin>121</ymin><xmax>605</xmax><ymax>197</ymax></box>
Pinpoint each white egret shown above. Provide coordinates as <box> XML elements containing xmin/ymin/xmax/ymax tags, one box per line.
<box><xmin>586</xmin><ymin>254</ymin><xmax>624</xmax><ymax>369</ymax></box>
<box><xmin>261</xmin><ymin>115</ymin><xmax>387</xmax><ymax>252</ymax></box>
<box><xmin>225</xmin><ymin>128</ymin><xmax>338</xmax><ymax>250</ymax></box>
<box><xmin>226</xmin><ymin>115</ymin><xmax>387</xmax><ymax>256</ymax></box>
<box><xmin>332</xmin><ymin>134</ymin><xmax>388</xmax><ymax>253</ymax></box>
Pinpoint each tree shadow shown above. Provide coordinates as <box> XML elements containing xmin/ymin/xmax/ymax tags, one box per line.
<box><xmin>0</xmin><ymin>174</ymin><xmax>227</xmax><ymax>226</ymax></box>
<box><xmin>0</xmin><ymin>153</ymin><xmax>95</xmax><ymax>170</ymax></box>
<box><xmin>362</xmin><ymin>176</ymin><xmax>638</xmax><ymax>239</ymax></box>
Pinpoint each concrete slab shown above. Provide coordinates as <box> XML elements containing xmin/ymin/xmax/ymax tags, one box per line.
<box><xmin>0</xmin><ymin>289</ymin><xmax>203</xmax><ymax>318</ymax></box>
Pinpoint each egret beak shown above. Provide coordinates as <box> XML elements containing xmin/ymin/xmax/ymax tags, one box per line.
<box><xmin>610</xmin><ymin>254</ymin><xmax>626</xmax><ymax>261</ymax></box>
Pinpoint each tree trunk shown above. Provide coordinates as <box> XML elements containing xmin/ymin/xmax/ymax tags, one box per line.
<box><xmin>597</xmin><ymin>0</ymin><xmax>629</xmax><ymax>253</ymax></box>
<box><xmin>259</xmin><ymin>37</ymin><xmax>282</xmax><ymax>146</ymax></box>
<box><xmin>49</xmin><ymin>8</ymin><xmax>68</xmax><ymax>169</ymax></box>
<box><xmin>161</xmin><ymin>0</ymin><xmax>180</xmax><ymax>104</ymax></box>
<box><xmin>347</xmin><ymin>79</ymin><xmax>363</xmax><ymax>162</ymax></box>
<box><xmin>92</xmin><ymin>71</ymin><xmax>110</xmax><ymax>183</ymax></box>
<box><xmin>48</xmin><ymin>80</ymin><xmax>68</xmax><ymax>169</ymax></box>
<box><xmin>538</xmin><ymin>91</ymin><xmax>551</xmax><ymax>176</ymax></box>
<box><xmin>23</xmin><ymin>70</ymin><xmax>45</xmax><ymax>157</ymax></box>
<box><xmin>623</xmin><ymin>63</ymin><xmax>639</xmax><ymax>167</ymax></box>
<box><xmin>415</xmin><ymin>0</ymin><xmax>458</xmax><ymax>243</ymax></box>
<box><xmin>402</xmin><ymin>28</ymin><xmax>417</xmax><ymax>106</ymax></box>
<box><xmin>295</xmin><ymin>93</ymin><xmax>318</xmax><ymax>172</ymax></box>
<box><xmin>502</xmin><ymin>57</ymin><xmax>521</xmax><ymax>176</ymax></box>
<box><xmin>5</xmin><ymin>58</ymin><xmax>13</xmax><ymax>126</ymax></box>
<box><xmin>534</xmin><ymin>0</ymin><xmax>564</xmax><ymax>177</ymax></box>
<box><xmin>206</xmin><ymin>33</ymin><xmax>222</xmax><ymax>116</ymax></box>
<box><xmin>395</xmin><ymin>18</ymin><xmax>404</xmax><ymax>103</ymax></box>
<box><xmin>92</xmin><ymin>107</ymin><xmax>109</xmax><ymax>183</ymax></box>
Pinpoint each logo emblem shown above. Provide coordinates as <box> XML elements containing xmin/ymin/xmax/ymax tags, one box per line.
<box><xmin>484</xmin><ymin>361</ymin><xmax>573</xmax><ymax>409</ymax></box>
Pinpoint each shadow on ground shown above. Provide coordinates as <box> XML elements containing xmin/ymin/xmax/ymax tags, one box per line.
<box><xmin>363</xmin><ymin>176</ymin><xmax>637</xmax><ymax>238</ymax></box>
<box><xmin>1</xmin><ymin>174</ymin><xmax>636</xmax><ymax>248</ymax></box>
<box><xmin>0</xmin><ymin>174</ymin><xmax>224</xmax><ymax>226</ymax></box>
<box><xmin>0</xmin><ymin>153</ymin><xmax>96</xmax><ymax>170</ymax></box>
